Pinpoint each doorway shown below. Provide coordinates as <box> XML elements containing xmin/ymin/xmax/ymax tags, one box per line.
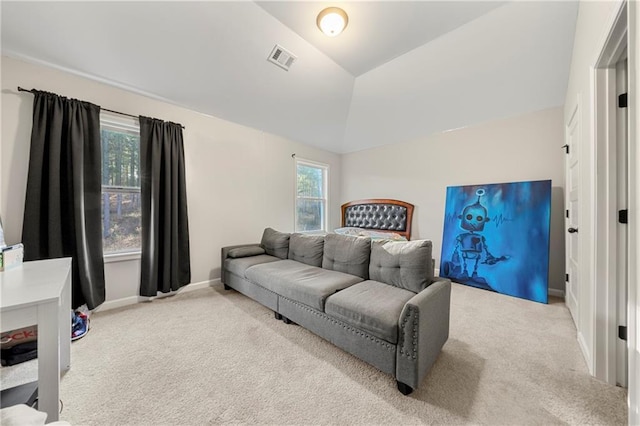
<box><xmin>615</xmin><ymin>56</ymin><xmax>628</xmax><ymax>388</ymax></box>
<box><xmin>592</xmin><ymin>2</ymin><xmax>628</xmax><ymax>387</ymax></box>
<box><xmin>564</xmin><ymin>101</ymin><xmax>580</xmax><ymax>327</ymax></box>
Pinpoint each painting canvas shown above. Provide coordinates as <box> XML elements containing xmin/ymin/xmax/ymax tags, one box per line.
<box><xmin>439</xmin><ymin>180</ymin><xmax>552</xmax><ymax>303</ymax></box>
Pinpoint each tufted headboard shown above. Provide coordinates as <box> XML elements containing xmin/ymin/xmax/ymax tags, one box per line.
<box><xmin>341</xmin><ymin>199</ymin><xmax>414</xmax><ymax>240</ymax></box>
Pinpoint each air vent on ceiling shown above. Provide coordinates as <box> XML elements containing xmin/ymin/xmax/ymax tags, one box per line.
<box><xmin>268</xmin><ymin>44</ymin><xmax>297</xmax><ymax>71</ymax></box>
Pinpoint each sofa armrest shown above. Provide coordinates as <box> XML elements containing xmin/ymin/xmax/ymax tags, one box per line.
<box><xmin>396</xmin><ymin>278</ymin><xmax>451</xmax><ymax>390</ymax></box>
<box><xmin>221</xmin><ymin>243</ymin><xmax>260</xmax><ymax>284</ymax></box>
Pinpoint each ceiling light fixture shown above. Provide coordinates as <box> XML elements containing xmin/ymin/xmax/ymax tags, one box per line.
<box><xmin>316</xmin><ymin>7</ymin><xmax>348</xmax><ymax>37</ymax></box>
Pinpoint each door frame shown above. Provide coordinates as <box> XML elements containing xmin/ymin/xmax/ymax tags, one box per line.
<box><xmin>591</xmin><ymin>0</ymin><xmax>627</xmax><ymax>385</ymax></box>
<box><xmin>591</xmin><ymin>1</ymin><xmax>639</xmax><ymax>423</ymax></box>
<box><xmin>626</xmin><ymin>1</ymin><xmax>639</xmax><ymax>422</ymax></box>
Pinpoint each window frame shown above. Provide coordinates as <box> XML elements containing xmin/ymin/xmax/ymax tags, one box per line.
<box><xmin>100</xmin><ymin>112</ymin><xmax>142</xmax><ymax>257</ymax></box>
<box><xmin>294</xmin><ymin>158</ymin><xmax>329</xmax><ymax>233</ymax></box>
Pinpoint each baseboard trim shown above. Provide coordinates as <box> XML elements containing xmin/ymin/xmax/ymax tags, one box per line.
<box><xmin>577</xmin><ymin>331</ymin><xmax>593</xmax><ymax>374</ymax></box>
<box><xmin>548</xmin><ymin>288</ymin><xmax>565</xmax><ymax>298</ymax></box>
<box><xmin>96</xmin><ymin>279</ymin><xmax>220</xmax><ymax>312</ymax></box>
<box><xmin>97</xmin><ymin>296</ymin><xmax>140</xmax><ymax>312</ymax></box>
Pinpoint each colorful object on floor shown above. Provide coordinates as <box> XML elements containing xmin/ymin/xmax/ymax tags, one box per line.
<box><xmin>71</xmin><ymin>311</ymin><xmax>89</xmax><ymax>341</ymax></box>
<box><xmin>440</xmin><ymin>180</ymin><xmax>552</xmax><ymax>303</ymax></box>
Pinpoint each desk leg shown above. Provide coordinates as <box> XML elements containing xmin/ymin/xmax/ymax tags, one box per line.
<box><xmin>38</xmin><ymin>300</ymin><xmax>60</xmax><ymax>422</ymax></box>
<box><xmin>59</xmin><ymin>277</ymin><xmax>71</xmax><ymax>372</ymax></box>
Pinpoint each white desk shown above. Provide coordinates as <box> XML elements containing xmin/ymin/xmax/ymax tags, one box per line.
<box><xmin>1</xmin><ymin>258</ymin><xmax>72</xmax><ymax>422</ymax></box>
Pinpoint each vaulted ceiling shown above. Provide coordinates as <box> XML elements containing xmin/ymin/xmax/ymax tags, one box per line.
<box><xmin>1</xmin><ymin>1</ymin><xmax>578</xmax><ymax>153</ymax></box>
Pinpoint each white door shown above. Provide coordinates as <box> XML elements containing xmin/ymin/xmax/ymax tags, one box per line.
<box><xmin>616</xmin><ymin>57</ymin><xmax>628</xmax><ymax>387</ymax></box>
<box><xmin>565</xmin><ymin>101</ymin><xmax>581</xmax><ymax>325</ymax></box>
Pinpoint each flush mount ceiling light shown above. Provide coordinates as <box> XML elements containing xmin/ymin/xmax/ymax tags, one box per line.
<box><xmin>316</xmin><ymin>7</ymin><xmax>348</xmax><ymax>37</ymax></box>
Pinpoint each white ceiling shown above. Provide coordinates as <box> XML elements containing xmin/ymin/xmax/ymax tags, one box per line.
<box><xmin>256</xmin><ymin>1</ymin><xmax>506</xmax><ymax>76</ymax></box>
<box><xmin>0</xmin><ymin>1</ymin><xmax>578</xmax><ymax>154</ymax></box>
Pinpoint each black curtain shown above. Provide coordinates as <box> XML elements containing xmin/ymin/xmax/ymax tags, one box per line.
<box><xmin>139</xmin><ymin>117</ymin><xmax>191</xmax><ymax>296</ymax></box>
<box><xmin>22</xmin><ymin>90</ymin><xmax>105</xmax><ymax>310</ymax></box>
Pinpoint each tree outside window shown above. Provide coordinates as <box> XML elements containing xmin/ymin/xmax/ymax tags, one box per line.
<box><xmin>296</xmin><ymin>160</ymin><xmax>328</xmax><ymax>232</ymax></box>
<box><xmin>101</xmin><ymin>114</ymin><xmax>141</xmax><ymax>254</ymax></box>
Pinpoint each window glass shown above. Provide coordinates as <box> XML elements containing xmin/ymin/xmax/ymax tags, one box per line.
<box><xmin>101</xmin><ymin>115</ymin><xmax>141</xmax><ymax>254</ymax></box>
<box><xmin>297</xmin><ymin>164</ymin><xmax>323</xmax><ymax>198</ymax></box>
<box><xmin>295</xmin><ymin>160</ymin><xmax>328</xmax><ymax>232</ymax></box>
<box><xmin>296</xmin><ymin>199</ymin><xmax>324</xmax><ymax>231</ymax></box>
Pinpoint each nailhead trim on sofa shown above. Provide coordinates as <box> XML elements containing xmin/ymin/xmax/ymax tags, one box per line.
<box><xmin>283</xmin><ymin>296</ymin><xmax>396</xmax><ymax>352</ymax></box>
<box><xmin>399</xmin><ymin>306</ymin><xmax>419</xmax><ymax>360</ymax></box>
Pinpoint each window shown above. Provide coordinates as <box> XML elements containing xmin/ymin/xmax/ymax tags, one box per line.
<box><xmin>100</xmin><ymin>114</ymin><xmax>141</xmax><ymax>254</ymax></box>
<box><xmin>295</xmin><ymin>159</ymin><xmax>328</xmax><ymax>232</ymax></box>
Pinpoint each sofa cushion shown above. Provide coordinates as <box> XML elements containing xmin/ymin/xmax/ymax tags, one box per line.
<box><xmin>288</xmin><ymin>233</ymin><xmax>324</xmax><ymax>267</ymax></box>
<box><xmin>322</xmin><ymin>234</ymin><xmax>371</xmax><ymax>279</ymax></box>
<box><xmin>227</xmin><ymin>246</ymin><xmax>266</xmax><ymax>258</ymax></box>
<box><xmin>245</xmin><ymin>260</ymin><xmax>363</xmax><ymax>311</ymax></box>
<box><xmin>325</xmin><ymin>280</ymin><xmax>415</xmax><ymax>344</ymax></box>
<box><xmin>369</xmin><ymin>239</ymin><xmax>434</xmax><ymax>293</ymax></box>
<box><xmin>225</xmin><ymin>255</ymin><xmax>282</xmax><ymax>278</ymax></box>
<box><xmin>260</xmin><ymin>228</ymin><xmax>290</xmax><ymax>259</ymax></box>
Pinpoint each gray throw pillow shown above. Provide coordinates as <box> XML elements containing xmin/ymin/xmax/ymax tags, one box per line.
<box><xmin>288</xmin><ymin>233</ymin><xmax>325</xmax><ymax>267</ymax></box>
<box><xmin>227</xmin><ymin>246</ymin><xmax>266</xmax><ymax>258</ymax></box>
<box><xmin>369</xmin><ymin>239</ymin><xmax>434</xmax><ymax>293</ymax></box>
<box><xmin>260</xmin><ymin>228</ymin><xmax>290</xmax><ymax>259</ymax></box>
<box><xmin>322</xmin><ymin>234</ymin><xmax>371</xmax><ymax>279</ymax></box>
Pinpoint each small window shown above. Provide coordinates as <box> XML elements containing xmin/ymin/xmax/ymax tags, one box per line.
<box><xmin>100</xmin><ymin>113</ymin><xmax>141</xmax><ymax>254</ymax></box>
<box><xmin>295</xmin><ymin>159</ymin><xmax>328</xmax><ymax>232</ymax></box>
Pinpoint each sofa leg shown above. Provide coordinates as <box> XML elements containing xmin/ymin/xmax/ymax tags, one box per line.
<box><xmin>223</xmin><ymin>284</ymin><xmax>231</xmax><ymax>290</ymax></box>
<box><xmin>274</xmin><ymin>312</ymin><xmax>283</xmax><ymax>320</ymax></box>
<box><xmin>396</xmin><ymin>381</ymin><xmax>413</xmax><ymax>396</ymax></box>
<box><xmin>282</xmin><ymin>316</ymin><xmax>293</xmax><ymax>325</ymax></box>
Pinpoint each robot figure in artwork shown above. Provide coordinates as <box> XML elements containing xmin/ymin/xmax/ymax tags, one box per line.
<box><xmin>442</xmin><ymin>188</ymin><xmax>509</xmax><ymax>291</ymax></box>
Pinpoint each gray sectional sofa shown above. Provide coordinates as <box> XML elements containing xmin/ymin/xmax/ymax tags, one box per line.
<box><xmin>221</xmin><ymin>228</ymin><xmax>451</xmax><ymax>395</ymax></box>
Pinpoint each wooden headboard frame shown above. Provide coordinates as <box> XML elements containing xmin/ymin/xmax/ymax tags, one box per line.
<box><xmin>341</xmin><ymin>198</ymin><xmax>415</xmax><ymax>240</ymax></box>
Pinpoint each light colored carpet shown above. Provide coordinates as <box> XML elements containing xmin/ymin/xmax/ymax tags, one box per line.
<box><xmin>1</xmin><ymin>283</ymin><xmax>628</xmax><ymax>425</ymax></box>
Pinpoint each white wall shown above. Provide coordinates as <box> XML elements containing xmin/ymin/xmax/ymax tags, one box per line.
<box><xmin>0</xmin><ymin>56</ymin><xmax>342</xmax><ymax>305</ymax></box>
<box><xmin>341</xmin><ymin>107</ymin><xmax>566</xmax><ymax>293</ymax></box>
<box><xmin>562</xmin><ymin>0</ymin><xmax>625</xmax><ymax>376</ymax></box>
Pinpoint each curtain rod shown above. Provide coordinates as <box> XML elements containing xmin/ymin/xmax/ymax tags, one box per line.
<box><xmin>17</xmin><ymin>86</ymin><xmax>185</xmax><ymax>129</ymax></box>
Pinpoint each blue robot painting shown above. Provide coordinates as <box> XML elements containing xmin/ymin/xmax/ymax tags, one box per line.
<box><xmin>442</xmin><ymin>189</ymin><xmax>508</xmax><ymax>290</ymax></box>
